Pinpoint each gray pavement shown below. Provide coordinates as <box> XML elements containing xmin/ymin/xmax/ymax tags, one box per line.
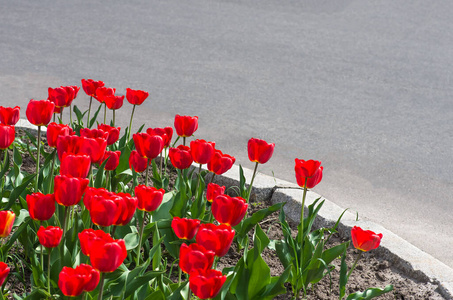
<box><xmin>1</xmin><ymin>0</ymin><xmax>453</xmax><ymax>267</ymax></box>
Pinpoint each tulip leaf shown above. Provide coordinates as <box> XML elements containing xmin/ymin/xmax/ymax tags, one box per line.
<box><xmin>124</xmin><ymin>232</ymin><xmax>140</xmax><ymax>250</ymax></box>
<box><xmin>0</xmin><ymin>150</ymin><xmax>10</xmax><ymax>184</ymax></box>
<box><xmin>339</xmin><ymin>247</ymin><xmax>348</xmax><ymax>299</ymax></box>
<box><xmin>73</xmin><ymin>105</ymin><xmax>85</xmax><ymax>123</ymax></box>
<box><xmin>94</xmin><ymin>159</ymin><xmax>109</xmax><ymax>188</ymax></box>
<box><xmin>116</xmin><ymin>145</ymin><xmax>132</xmax><ymax>175</ymax></box>
<box><xmin>235</xmin><ymin>202</ymin><xmax>284</xmax><ymax>244</ymax></box>
<box><xmin>154</xmin><ymin>191</ymin><xmax>177</xmax><ymax>221</ymax></box>
<box><xmin>89</xmin><ymin>103</ymin><xmax>103</xmax><ymax>128</ymax></box>
<box><xmin>346</xmin><ymin>285</ymin><xmax>393</xmax><ymax>300</ymax></box>
<box><xmin>6</xmin><ymin>174</ymin><xmax>35</xmax><ymax>210</ymax></box>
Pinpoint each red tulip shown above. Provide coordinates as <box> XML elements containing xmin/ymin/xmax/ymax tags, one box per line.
<box><xmin>53</xmin><ymin>106</ymin><xmax>63</xmax><ymax>114</ymax></box>
<box><xmin>26</xmin><ymin>193</ymin><xmax>56</xmax><ymax>221</ymax></box>
<box><xmin>135</xmin><ymin>185</ymin><xmax>165</xmax><ymax>212</ymax></box>
<box><xmin>48</xmin><ymin>86</ymin><xmax>71</xmax><ymax>108</ymax></box>
<box><xmin>129</xmin><ymin>150</ymin><xmax>148</xmax><ymax>173</ymax></box>
<box><xmin>81</xmin><ymin>79</ymin><xmax>105</xmax><ymax>97</ymax></box>
<box><xmin>294</xmin><ymin>159</ymin><xmax>323</xmax><ymax>189</ymax></box>
<box><xmin>126</xmin><ymin>88</ymin><xmax>149</xmax><ymax>105</ymax></box>
<box><xmin>78</xmin><ymin>228</ymin><xmax>114</xmax><ymax>257</ymax></box>
<box><xmin>0</xmin><ymin>125</ymin><xmax>15</xmax><ymax>150</ymax></box>
<box><xmin>207</xmin><ymin>149</ymin><xmax>235</xmax><ymax>175</ymax></box>
<box><xmin>58</xmin><ymin>264</ymin><xmax>100</xmax><ymax>296</ymax></box>
<box><xmin>26</xmin><ymin>99</ymin><xmax>55</xmax><ymax>126</ymax></box>
<box><xmin>98</xmin><ymin>124</ymin><xmax>121</xmax><ymax>145</ymax></box>
<box><xmin>189</xmin><ymin>269</ymin><xmax>227</xmax><ymax>299</ymax></box>
<box><xmin>114</xmin><ymin>193</ymin><xmax>138</xmax><ymax>226</ymax></box>
<box><xmin>0</xmin><ymin>106</ymin><xmax>20</xmax><ymax>125</ymax></box>
<box><xmin>78</xmin><ymin>137</ymin><xmax>107</xmax><ymax>164</ymax></box>
<box><xmin>46</xmin><ymin>122</ymin><xmax>73</xmax><ymax>148</ymax></box>
<box><xmin>248</xmin><ymin>138</ymin><xmax>274</xmax><ymax>164</ymax></box>
<box><xmin>0</xmin><ymin>211</ymin><xmax>15</xmax><ymax>238</ymax></box>
<box><xmin>88</xmin><ymin>194</ymin><xmax>125</xmax><ymax>227</ymax></box>
<box><xmin>196</xmin><ymin>223</ymin><xmax>235</xmax><ymax>257</ymax></box>
<box><xmin>133</xmin><ymin>133</ymin><xmax>164</xmax><ymax>160</ymax></box>
<box><xmin>169</xmin><ymin>145</ymin><xmax>193</xmax><ymax>169</ymax></box>
<box><xmin>179</xmin><ymin>243</ymin><xmax>214</xmax><ymax>274</ymax></box>
<box><xmin>351</xmin><ymin>226</ymin><xmax>383</xmax><ymax>252</ymax></box>
<box><xmin>37</xmin><ymin>226</ymin><xmax>63</xmax><ymax>248</ymax></box>
<box><xmin>174</xmin><ymin>115</ymin><xmax>198</xmax><ymax>137</ymax></box>
<box><xmin>0</xmin><ymin>262</ymin><xmax>10</xmax><ymax>286</ymax></box>
<box><xmin>206</xmin><ymin>183</ymin><xmax>225</xmax><ymax>203</ymax></box>
<box><xmin>190</xmin><ymin>139</ymin><xmax>215</xmax><ymax>165</ymax></box>
<box><xmin>90</xmin><ymin>237</ymin><xmax>127</xmax><ymax>273</ymax></box>
<box><xmin>82</xmin><ymin>187</ymin><xmax>113</xmax><ymax>211</ymax></box>
<box><xmin>56</xmin><ymin>135</ymin><xmax>85</xmax><ymax>161</ymax></box>
<box><xmin>171</xmin><ymin>217</ymin><xmax>200</xmax><ymax>240</ymax></box>
<box><xmin>101</xmin><ymin>151</ymin><xmax>121</xmax><ymax>171</ymax></box>
<box><xmin>212</xmin><ymin>195</ymin><xmax>248</xmax><ymax>227</ymax></box>
<box><xmin>147</xmin><ymin>127</ymin><xmax>173</xmax><ymax>148</ymax></box>
<box><xmin>80</xmin><ymin>128</ymin><xmax>109</xmax><ymax>140</ymax></box>
<box><xmin>75</xmin><ymin>264</ymin><xmax>100</xmax><ymax>292</ymax></box>
<box><xmin>60</xmin><ymin>154</ymin><xmax>91</xmax><ymax>178</ymax></box>
<box><xmin>95</xmin><ymin>87</ymin><xmax>116</xmax><ymax>103</ymax></box>
<box><xmin>104</xmin><ymin>95</ymin><xmax>124</xmax><ymax>110</ymax></box>
<box><xmin>54</xmin><ymin>175</ymin><xmax>89</xmax><ymax>206</ymax></box>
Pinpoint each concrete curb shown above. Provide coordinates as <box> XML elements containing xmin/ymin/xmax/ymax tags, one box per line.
<box><xmin>15</xmin><ymin>119</ymin><xmax>453</xmax><ymax>299</ymax></box>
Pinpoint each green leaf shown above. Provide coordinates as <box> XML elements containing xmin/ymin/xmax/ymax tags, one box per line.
<box><xmin>6</xmin><ymin>174</ymin><xmax>35</xmax><ymax>209</ymax></box>
<box><xmin>89</xmin><ymin>103</ymin><xmax>103</xmax><ymax>128</ymax></box>
<box><xmin>236</xmin><ymin>202</ymin><xmax>284</xmax><ymax>241</ymax></box>
<box><xmin>339</xmin><ymin>246</ymin><xmax>348</xmax><ymax>299</ymax></box>
<box><xmin>239</xmin><ymin>165</ymin><xmax>247</xmax><ymax>198</ymax></box>
<box><xmin>94</xmin><ymin>158</ymin><xmax>109</xmax><ymax>188</ymax></box>
<box><xmin>73</xmin><ymin>105</ymin><xmax>85</xmax><ymax>123</ymax></box>
<box><xmin>124</xmin><ymin>232</ymin><xmax>140</xmax><ymax>250</ymax></box>
<box><xmin>346</xmin><ymin>285</ymin><xmax>393</xmax><ymax>300</ymax></box>
<box><xmin>154</xmin><ymin>191</ymin><xmax>177</xmax><ymax>221</ymax></box>
<box><xmin>116</xmin><ymin>145</ymin><xmax>132</xmax><ymax>175</ymax></box>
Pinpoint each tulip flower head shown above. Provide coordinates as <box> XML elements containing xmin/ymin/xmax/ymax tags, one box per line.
<box><xmin>79</xmin><ymin>228</ymin><xmax>114</xmax><ymax>257</ymax></box>
<box><xmin>126</xmin><ymin>88</ymin><xmax>149</xmax><ymax>105</ymax></box>
<box><xmin>169</xmin><ymin>145</ymin><xmax>193</xmax><ymax>170</ymax></box>
<box><xmin>147</xmin><ymin>127</ymin><xmax>173</xmax><ymax>148</ymax></box>
<box><xmin>26</xmin><ymin>99</ymin><xmax>55</xmax><ymax>126</ymax></box>
<box><xmin>98</xmin><ymin>124</ymin><xmax>121</xmax><ymax>145</ymax></box>
<box><xmin>206</xmin><ymin>183</ymin><xmax>225</xmax><ymax>203</ymax></box>
<box><xmin>101</xmin><ymin>151</ymin><xmax>121</xmax><ymax>171</ymax></box>
<box><xmin>174</xmin><ymin>114</ymin><xmax>198</xmax><ymax>138</ymax></box>
<box><xmin>351</xmin><ymin>226</ymin><xmax>383</xmax><ymax>252</ymax></box>
<box><xmin>212</xmin><ymin>195</ymin><xmax>248</xmax><ymax>227</ymax></box>
<box><xmin>90</xmin><ymin>237</ymin><xmax>127</xmax><ymax>273</ymax></box>
<box><xmin>196</xmin><ymin>223</ymin><xmax>235</xmax><ymax>257</ymax></box>
<box><xmin>171</xmin><ymin>217</ymin><xmax>200</xmax><ymax>240</ymax></box>
<box><xmin>189</xmin><ymin>269</ymin><xmax>227</xmax><ymax>299</ymax></box>
<box><xmin>179</xmin><ymin>243</ymin><xmax>215</xmax><ymax>274</ymax></box>
<box><xmin>26</xmin><ymin>193</ymin><xmax>56</xmax><ymax>221</ymax></box>
<box><xmin>190</xmin><ymin>139</ymin><xmax>215</xmax><ymax>165</ymax></box>
<box><xmin>135</xmin><ymin>185</ymin><xmax>165</xmax><ymax>212</ymax></box>
<box><xmin>54</xmin><ymin>175</ymin><xmax>89</xmax><ymax>207</ymax></box>
<box><xmin>247</xmin><ymin>138</ymin><xmax>274</xmax><ymax>164</ymax></box>
<box><xmin>58</xmin><ymin>264</ymin><xmax>100</xmax><ymax>296</ymax></box>
<box><xmin>207</xmin><ymin>149</ymin><xmax>235</xmax><ymax>175</ymax></box>
<box><xmin>60</xmin><ymin>154</ymin><xmax>91</xmax><ymax>178</ymax></box>
<box><xmin>0</xmin><ymin>262</ymin><xmax>10</xmax><ymax>286</ymax></box>
<box><xmin>0</xmin><ymin>124</ymin><xmax>15</xmax><ymax>150</ymax></box>
<box><xmin>294</xmin><ymin>159</ymin><xmax>323</xmax><ymax>189</ymax></box>
<box><xmin>0</xmin><ymin>211</ymin><xmax>15</xmax><ymax>238</ymax></box>
<box><xmin>37</xmin><ymin>226</ymin><xmax>63</xmax><ymax>248</ymax></box>
<box><xmin>0</xmin><ymin>106</ymin><xmax>20</xmax><ymax>125</ymax></box>
<box><xmin>133</xmin><ymin>133</ymin><xmax>164</xmax><ymax>160</ymax></box>
<box><xmin>129</xmin><ymin>150</ymin><xmax>149</xmax><ymax>173</ymax></box>
<box><xmin>46</xmin><ymin>122</ymin><xmax>73</xmax><ymax>148</ymax></box>
<box><xmin>81</xmin><ymin>79</ymin><xmax>105</xmax><ymax>97</ymax></box>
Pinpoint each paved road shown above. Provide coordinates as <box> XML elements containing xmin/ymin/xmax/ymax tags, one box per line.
<box><xmin>1</xmin><ymin>1</ymin><xmax>453</xmax><ymax>267</ymax></box>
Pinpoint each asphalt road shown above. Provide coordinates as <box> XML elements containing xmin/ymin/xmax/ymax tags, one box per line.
<box><xmin>1</xmin><ymin>1</ymin><xmax>453</xmax><ymax>267</ymax></box>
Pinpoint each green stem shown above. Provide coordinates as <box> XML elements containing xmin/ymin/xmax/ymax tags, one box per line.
<box><xmin>145</xmin><ymin>159</ymin><xmax>151</xmax><ymax>186</ymax></box>
<box><xmin>62</xmin><ymin>206</ymin><xmax>70</xmax><ymax>237</ymax></box>
<box><xmin>89</xmin><ymin>164</ymin><xmax>93</xmax><ymax>187</ymax></box>
<box><xmin>35</xmin><ymin>126</ymin><xmax>41</xmax><ymax>192</ymax></box>
<box><xmin>98</xmin><ymin>272</ymin><xmax>106</xmax><ymax>300</ymax></box>
<box><xmin>60</xmin><ymin>111</ymin><xmax>63</xmax><ymax>123</ymax></box>
<box><xmin>2</xmin><ymin>150</ymin><xmax>7</xmax><ymax>175</ymax></box>
<box><xmin>347</xmin><ymin>251</ymin><xmax>363</xmax><ymax>280</ymax></box>
<box><xmin>183</xmin><ymin>137</ymin><xmax>186</xmax><ymax>146</ymax></box>
<box><xmin>70</xmin><ymin>104</ymin><xmax>73</xmax><ymax>126</ymax></box>
<box><xmin>47</xmin><ymin>248</ymin><xmax>52</xmax><ymax>294</ymax></box>
<box><xmin>112</xmin><ymin>109</ymin><xmax>116</xmax><ymax>127</ymax></box>
<box><xmin>103</xmin><ymin>103</ymin><xmax>106</xmax><ymax>124</ymax></box>
<box><xmin>246</xmin><ymin>162</ymin><xmax>259</xmax><ymax>202</ymax></box>
<box><xmin>159</xmin><ymin>153</ymin><xmax>163</xmax><ymax>178</ymax></box>
<box><xmin>296</xmin><ymin>178</ymin><xmax>309</xmax><ymax>299</ymax></box>
<box><xmin>47</xmin><ymin>150</ymin><xmax>57</xmax><ymax>193</ymax></box>
<box><xmin>87</xmin><ymin>96</ymin><xmax>93</xmax><ymax>127</ymax></box>
<box><xmin>127</xmin><ymin>105</ymin><xmax>136</xmax><ymax>141</ymax></box>
<box><xmin>136</xmin><ymin>210</ymin><xmax>146</xmax><ymax>266</ymax></box>
<box><xmin>178</xmin><ymin>266</ymin><xmax>182</xmax><ymax>286</ymax></box>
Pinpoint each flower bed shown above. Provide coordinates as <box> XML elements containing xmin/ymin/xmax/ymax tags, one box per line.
<box><xmin>0</xmin><ymin>80</ymin><xmax>446</xmax><ymax>299</ymax></box>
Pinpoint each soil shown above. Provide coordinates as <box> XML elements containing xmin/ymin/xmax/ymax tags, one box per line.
<box><xmin>4</xmin><ymin>128</ymin><xmax>449</xmax><ymax>299</ymax></box>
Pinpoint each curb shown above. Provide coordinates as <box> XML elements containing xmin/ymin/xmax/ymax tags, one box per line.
<box><xmin>15</xmin><ymin>119</ymin><xmax>453</xmax><ymax>299</ymax></box>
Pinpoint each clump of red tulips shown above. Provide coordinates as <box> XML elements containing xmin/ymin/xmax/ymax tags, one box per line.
<box><xmin>0</xmin><ymin>80</ymin><xmax>392</xmax><ymax>300</ymax></box>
